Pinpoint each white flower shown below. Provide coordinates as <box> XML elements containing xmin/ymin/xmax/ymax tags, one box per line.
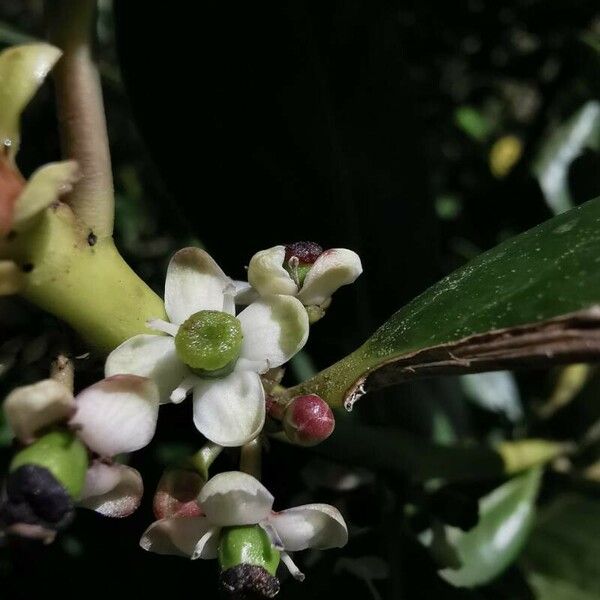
<box><xmin>4</xmin><ymin>375</ymin><xmax>160</xmax><ymax>517</ymax></box>
<box><xmin>105</xmin><ymin>247</ymin><xmax>309</xmax><ymax>448</ymax></box>
<box><xmin>245</xmin><ymin>244</ymin><xmax>362</xmax><ymax>310</ymax></box>
<box><xmin>140</xmin><ymin>471</ymin><xmax>348</xmax><ymax>580</ymax></box>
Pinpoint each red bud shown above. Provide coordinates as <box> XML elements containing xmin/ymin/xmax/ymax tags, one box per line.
<box><xmin>283</xmin><ymin>394</ymin><xmax>335</xmax><ymax>446</ymax></box>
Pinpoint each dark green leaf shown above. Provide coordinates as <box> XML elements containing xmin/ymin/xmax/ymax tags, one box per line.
<box><xmin>420</xmin><ymin>468</ymin><xmax>542</xmax><ymax>588</ymax></box>
<box><xmin>286</xmin><ymin>198</ymin><xmax>600</xmax><ymax>407</ymax></box>
<box><xmin>528</xmin><ymin>573</ymin><xmax>597</xmax><ymax>600</ymax></box>
<box><xmin>523</xmin><ymin>494</ymin><xmax>600</xmax><ymax>597</ymax></box>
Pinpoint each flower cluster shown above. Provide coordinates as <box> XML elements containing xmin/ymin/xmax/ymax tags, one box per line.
<box><xmin>0</xmin><ymin>41</ymin><xmax>364</xmax><ymax>597</ymax></box>
<box><xmin>1</xmin><ymin>375</ymin><xmax>160</xmax><ymax>541</ymax></box>
<box><xmin>1</xmin><ymin>241</ymin><xmax>361</xmax><ymax>593</ymax></box>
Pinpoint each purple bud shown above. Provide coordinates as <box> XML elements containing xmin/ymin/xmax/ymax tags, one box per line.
<box><xmin>283</xmin><ymin>394</ymin><xmax>335</xmax><ymax>446</ymax></box>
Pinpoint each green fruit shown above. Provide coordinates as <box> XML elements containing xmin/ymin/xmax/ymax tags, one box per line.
<box><xmin>218</xmin><ymin>525</ymin><xmax>280</xmax><ymax>576</ymax></box>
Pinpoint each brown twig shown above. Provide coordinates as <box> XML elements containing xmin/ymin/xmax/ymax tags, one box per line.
<box><xmin>46</xmin><ymin>0</ymin><xmax>114</xmax><ymax>238</ymax></box>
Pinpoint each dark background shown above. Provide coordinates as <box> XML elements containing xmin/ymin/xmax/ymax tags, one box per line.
<box><xmin>0</xmin><ymin>1</ymin><xmax>599</xmax><ymax>598</ymax></box>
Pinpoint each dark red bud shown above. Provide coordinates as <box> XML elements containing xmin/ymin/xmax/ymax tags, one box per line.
<box><xmin>284</xmin><ymin>241</ymin><xmax>323</xmax><ymax>265</ymax></box>
<box><xmin>283</xmin><ymin>394</ymin><xmax>335</xmax><ymax>446</ymax></box>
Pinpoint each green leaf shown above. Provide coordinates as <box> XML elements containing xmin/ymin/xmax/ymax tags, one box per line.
<box><xmin>528</xmin><ymin>573</ymin><xmax>597</xmax><ymax>600</ymax></box>
<box><xmin>460</xmin><ymin>371</ymin><xmax>523</xmax><ymax>422</ymax></box>
<box><xmin>420</xmin><ymin>468</ymin><xmax>542</xmax><ymax>588</ymax></box>
<box><xmin>523</xmin><ymin>494</ymin><xmax>600</xmax><ymax>598</ymax></box>
<box><xmin>285</xmin><ymin>198</ymin><xmax>600</xmax><ymax>408</ymax></box>
<box><xmin>532</xmin><ymin>101</ymin><xmax>600</xmax><ymax>215</ymax></box>
<box><xmin>454</xmin><ymin>106</ymin><xmax>494</xmax><ymax>142</ymax></box>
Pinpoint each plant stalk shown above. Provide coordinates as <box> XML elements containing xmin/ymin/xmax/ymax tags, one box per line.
<box><xmin>46</xmin><ymin>0</ymin><xmax>114</xmax><ymax>238</ymax></box>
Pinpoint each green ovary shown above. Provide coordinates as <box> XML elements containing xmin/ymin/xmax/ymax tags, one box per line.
<box><xmin>175</xmin><ymin>310</ymin><xmax>243</xmax><ymax>372</ymax></box>
<box><xmin>10</xmin><ymin>429</ymin><xmax>89</xmax><ymax>499</ymax></box>
<box><xmin>218</xmin><ymin>525</ymin><xmax>280</xmax><ymax>575</ymax></box>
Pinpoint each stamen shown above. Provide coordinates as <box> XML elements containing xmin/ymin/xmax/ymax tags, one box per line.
<box><xmin>147</xmin><ymin>319</ymin><xmax>179</xmax><ymax>336</ymax></box>
<box><xmin>192</xmin><ymin>527</ymin><xmax>217</xmax><ymax>560</ymax></box>
<box><xmin>280</xmin><ymin>552</ymin><xmax>305</xmax><ymax>581</ymax></box>
<box><xmin>287</xmin><ymin>256</ymin><xmax>300</xmax><ymax>285</ymax></box>
<box><xmin>170</xmin><ymin>376</ymin><xmax>198</xmax><ymax>404</ymax></box>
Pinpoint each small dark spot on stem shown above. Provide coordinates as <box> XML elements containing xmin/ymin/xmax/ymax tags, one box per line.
<box><xmin>87</xmin><ymin>231</ymin><xmax>97</xmax><ymax>246</ymax></box>
<box><xmin>6</xmin><ymin>230</ymin><xmax>16</xmax><ymax>241</ymax></box>
<box><xmin>22</xmin><ymin>263</ymin><xmax>34</xmax><ymax>273</ymax></box>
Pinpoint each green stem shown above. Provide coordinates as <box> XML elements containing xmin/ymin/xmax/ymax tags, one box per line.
<box><xmin>46</xmin><ymin>0</ymin><xmax>114</xmax><ymax>238</ymax></box>
<box><xmin>188</xmin><ymin>442</ymin><xmax>223</xmax><ymax>481</ymax></box>
<box><xmin>240</xmin><ymin>438</ymin><xmax>262</xmax><ymax>479</ymax></box>
<box><xmin>1</xmin><ymin>203</ymin><xmax>165</xmax><ymax>353</ymax></box>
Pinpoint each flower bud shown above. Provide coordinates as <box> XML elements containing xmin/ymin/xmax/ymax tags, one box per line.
<box><xmin>218</xmin><ymin>525</ymin><xmax>280</xmax><ymax>599</ymax></box>
<box><xmin>9</xmin><ymin>429</ymin><xmax>89</xmax><ymax>499</ymax></box>
<box><xmin>283</xmin><ymin>394</ymin><xmax>335</xmax><ymax>446</ymax></box>
<box><xmin>153</xmin><ymin>468</ymin><xmax>204</xmax><ymax>519</ymax></box>
<box><xmin>4</xmin><ymin>379</ymin><xmax>75</xmax><ymax>444</ymax></box>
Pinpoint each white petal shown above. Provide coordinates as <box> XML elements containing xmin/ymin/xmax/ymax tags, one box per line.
<box><xmin>192</xmin><ymin>371</ymin><xmax>265</xmax><ymax>447</ymax></box>
<box><xmin>297</xmin><ymin>248</ymin><xmax>362</xmax><ymax>306</ymax></box>
<box><xmin>0</xmin><ymin>44</ymin><xmax>62</xmax><ymax>162</ymax></box>
<box><xmin>237</xmin><ymin>296</ymin><xmax>309</xmax><ymax>373</ymax></box>
<box><xmin>223</xmin><ymin>292</ymin><xmax>236</xmax><ymax>316</ymax></box>
<box><xmin>140</xmin><ymin>516</ymin><xmax>218</xmax><ymax>558</ymax></box>
<box><xmin>199</xmin><ymin>471</ymin><xmax>274</xmax><ymax>527</ymax></box>
<box><xmin>79</xmin><ymin>462</ymin><xmax>143</xmax><ymax>518</ymax></box>
<box><xmin>105</xmin><ymin>334</ymin><xmax>188</xmax><ymax>404</ymax></box>
<box><xmin>247</xmin><ymin>246</ymin><xmax>298</xmax><ymax>297</ymax></box>
<box><xmin>13</xmin><ymin>161</ymin><xmax>78</xmax><ymax>228</ymax></box>
<box><xmin>164</xmin><ymin>247</ymin><xmax>234</xmax><ymax>324</ymax></box>
<box><xmin>269</xmin><ymin>504</ymin><xmax>348</xmax><ymax>551</ymax></box>
<box><xmin>71</xmin><ymin>375</ymin><xmax>159</xmax><ymax>457</ymax></box>
<box><xmin>4</xmin><ymin>379</ymin><xmax>75</xmax><ymax>444</ymax></box>
<box><xmin>233</xmin><ymin>280</ymin><xmax>259</xmax><ymax>305</ymax></box>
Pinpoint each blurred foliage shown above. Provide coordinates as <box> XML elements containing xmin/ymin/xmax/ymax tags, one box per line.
<box><xmin>0</xmin><ymin>1</ymin><xmax>599</xmax><ymax>599</ymax></box>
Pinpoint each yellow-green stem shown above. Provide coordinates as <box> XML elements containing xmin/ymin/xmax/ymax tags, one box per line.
<box><xmin>188</xmin><ymin>442</ymin><xmax>223</xmax><ymax>481</ymax></box>
<box><xmin>2</xmin><ymin>203</ymin><xmax>165</xmax><ymax>353</ymax></box>
<box><xmin>240</xmin><ymin>438</ymin><xmax>262</xmax><ymax>479</ymax></box>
